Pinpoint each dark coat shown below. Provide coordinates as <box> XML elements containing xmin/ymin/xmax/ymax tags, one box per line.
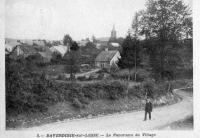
<box><xmin>145</xmin><ymin>102</ymin><xmax>153</xmax><ymax>112</ymax></box>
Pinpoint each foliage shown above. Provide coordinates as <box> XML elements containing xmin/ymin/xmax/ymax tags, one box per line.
<box><xmin>118</xmin><ymin>35</ymin><xmax>141</xmax><ymax>69</ymax></box>
<box><xmin>135</xmin><ymin>0</ymin><xmax>192</xmax><ymax>80</ymax></box>
<box><xmin>118</xmin><ymin>34</ymin><xmax>141</xmax><ymax>81</ymax></box>
<box><xmin>139</xmin><ymin>0</ymin><xmax>192</xmax><ymax>40</ymax></box>
<box><xmin>51</xmin><ymin>52</ymin><xmax>62</xmax><ymax>64</ymax></box>
<box><xmin>63</xmin><ymin>35</ymin><xmax>80</xmax><ymax>80</ymax></box>
<box><xmin>63</xmin><ymin>34</ymin><xmax>73</xmax><ymax>46</ymax></box>
<box><xmin>70</xmin><ymin>41</ymin><xmax>79</xmax><ymax>51</ymax></box>
<box><xmin>128</xmin><ymin>79</ymin><xmax>174</xmax><ymax>99</ymax></box>
<box><xmin>63</xmin><ymin>51</ymin><xmax>80</xmax><ymax>75</ymax></box>
<box><xmin>111</xmin><ymin>69</ymin><xmax>150</xmax><ymax>82</ymax></box>
<box><xmin>82</xmin><ymin>80</ymin><xmax>128</xmax><ymax>100</ymax></box>
<box><xmin>6</xmin><ymin>56</ymin><xmax>58</xmax><ymax>114</ymax></box>
<box><xmin>79</xmin><ymin>42</ymin><xmax>101</xmax><ymax>66</ymax></box>
<box><xmin>132</xmin><ymin>12</ymin><xmax>140</xmax><ymax>38</ymax></box>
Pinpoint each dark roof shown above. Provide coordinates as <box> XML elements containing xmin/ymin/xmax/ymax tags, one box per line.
<box><xmin>19</xmin><ymin>45</ymin><xmax>38</xmax><ymax>55</ymax></box>
<box><xmin>38</xmin><ymin>52</ymin><xmax>52</xmax><ymax>61</ymax></box>
<box><xmin>95</xmin><ymin>50</ymin><xmax>118</xmax><ymax>62</ymax></box>
<box><xmin>10</xmin><ymin>45</ymin><xmax>37</xmax><ymax>59</ymax></box>
<box><xmin>97</xmin><ymin>37</ymin><xmax>110</xmax><ymax>42</ymax></box>
<box><xmin>31</xmin><ymin>46</ymin><xmax>52</xmax><ymax>61</ymax></box>
<box><xmin>37</xmin><ymin>47</ymin><xmax>53</xmax><ymax>59</ymax></box>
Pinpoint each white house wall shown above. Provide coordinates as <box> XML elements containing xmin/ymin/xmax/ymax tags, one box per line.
<box><xmin>110</xmin><ymin>51</ymin><xmax>121</xmax><ymax>66</ymax></box>
<box><xmin>17</xmin><ymin>47</ymin><xmax>23</xmax><ymax>55</ymax></box>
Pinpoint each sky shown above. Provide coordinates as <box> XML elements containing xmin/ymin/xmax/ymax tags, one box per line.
<box><xmin>5</xmin><ymin>0</ymin><xmax>192</xmax><ymax>41</ymax></box>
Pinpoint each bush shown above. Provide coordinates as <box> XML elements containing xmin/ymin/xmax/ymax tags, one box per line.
<box><xmin>57</xmin><ymin>74</ymin><xmax>66</xmax><ymax>80</ymax></box>
<box><xmin>142</xmin><ymin>79</ymin><xmax>155</xmax><ymax>98</ymax></box>
<box><xmin>76</xmin><ymin>76</ymin><xmax>87</xmax><ymax>81</ymax></box>
<box><xmin>111</xmin><ymin>69</ymin><xmax>150</xmax><ymax>82</ymax></box>
<box><xmin>128</xmin><ymin>85</ymin><xmax>144</xmax><ymax>98</ymax></box>
<box><xmin>127</xmin><ymin>79</ymin><xmax>173</xmax><ymax>99</ymax></box>
<box><xmin>72</xmin><ymin>98</ymin><xmax>83</xmax><ymax>108</ymax></box>
<box><xmin>82</xmin><ymin>80</ymin><xmax>127</xmax><ymax>100</ymax></box>
<box><xmin>107</xmin><ymin>81</ymin><xmax>127</xmax><ymax>100</ymax></box>
<box><xmin>6</xmin><ymin>56</ymin><xmax>63</xmax><ymax>115</ymax></box>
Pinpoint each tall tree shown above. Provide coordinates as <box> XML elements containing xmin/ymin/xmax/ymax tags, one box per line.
<box><xmin>64</xmin><ymin>40</ymin><xmax>80</xmax><ymax>81</ymax></box>
<box><xmin>132</xmin><ymin>12</ymin><xmax>139</xmax><ymax>39</ymax></box>
<box><xmin>118</xmin><ymin>33</ymin><xmax>141</xmax><ymax>81</ymax></box>
<box><xmin>131</xmin><ymin>12</ymin><xmax>141</xmax><ymax>81</ymax></box>
<box><xmin>138</xmin><ymin>0</ymin><xmax>192</xmax><ymax>80</ymax></box>
<box><xmin>63</xmin><ymin>34</ymin><xmax>73</xmax><ymax>47</ymax></box>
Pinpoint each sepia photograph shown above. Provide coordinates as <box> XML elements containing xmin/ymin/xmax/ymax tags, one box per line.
<box><xmin>2</xmin><ymin>0</ymin><xmax>197</xmax><ymax>136</ymax></box>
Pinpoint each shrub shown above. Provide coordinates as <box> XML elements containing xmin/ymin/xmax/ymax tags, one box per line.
<box><xmin>72</xmin><ymin>98</ymin><xmax>83</xmax><ymax>108</ymax></box>
<box><xmin>82</xmin><ymin>80</ymin><xmax>127</xmax><ymax>100</ymax></box>
<box><xmin>111</xmin><ymin>69</ymin><xmax>150</xmax><ymax>82</ymax></box>
<box><xmin>57</xmin><ymin>74</ymin><xmax>66</xmax><ymax>80</ymax></box>
<box><xmin>127</xmin><ymin>78</ymin><xmax>173</xmax><ymax>100</ymax></box>
<box><xmin>6</xmin><ymin>56</ymin><xmax>63</xmax><ymax>115</ymax></box>
<box><xmin>76</xmin><ymin>76</ymin><xmax>87</xmax><ymax>81</ymax></box>
<box><xmin>128</xmin><ymin>85</ymin><xmax>144</xmax><ymax>98</ymax></box>
<box><xmin>142</xmin><ymin>80</ymin><xmax>155</xmax><ymax>98</ymax></box>
<box><xmin>82</xmin><ymin>84</ymin><xmax>99</xmax><ymax>99</ymax></box>
<box><xmin>107</xmin><ymin>80</ymin><xmax>127</xmax><ymax>100</ymax></box>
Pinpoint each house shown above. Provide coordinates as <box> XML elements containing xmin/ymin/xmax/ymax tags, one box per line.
<box><xmin>10</xmin><ymin>45</ymin><xmax>53</xmax><ymax>63</ymax></box>
<box><xmin>38</xmin><ymin>51</ymin><xmax>52</xmax><ymax>63</ymax></box>
<box><xmin>35</xmin><ymin>46</ymin><xmax>53</xmax><ymax>62</ymax></box>
<box><xmin>95</xmin><ymin>49</ymin><xmax>121</xmax><ymax>70</ymax></box>
<box><xmin>50</xmin><ymin>45</ymin><xmax>69</xmax><ymax>57</ymax></box>
<box><xmin>5</xmin><ymin>41</ymin><xmax>21</xmax><ymax>54</ymax></box>
<box><xmin>10</xmin><ymin>45</ymin><xmax>38</xmax><ymax>59</ymax></box>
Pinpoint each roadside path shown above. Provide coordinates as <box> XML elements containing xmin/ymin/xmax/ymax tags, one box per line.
<box><xmin>24</xmin><ymin>89</ymin><xmax>192</xmax><ymax>131</ymax></box>
<box><xmin>63</xmin><ymin>68</ymin><xmax>100</xmax><ymax>78</ymax></box>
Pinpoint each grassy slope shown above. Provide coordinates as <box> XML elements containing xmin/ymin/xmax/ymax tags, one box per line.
<box><xmin>7</xmin><ymin>90</ymin><xmax>181</xmax><ymax>129</ymax></box>
<box><xmin>7</xmin><ymin>79</ymin><xmax>192</xmax><ymax>129</ymax></box>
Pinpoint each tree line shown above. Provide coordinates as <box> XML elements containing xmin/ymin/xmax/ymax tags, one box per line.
<box><xmin>118</xmin><ymin>0</ymin><xmax>192</xmax><ymax>81</ymax></box>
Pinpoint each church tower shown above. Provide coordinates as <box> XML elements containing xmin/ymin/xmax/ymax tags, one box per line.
<box><xmin>110</xmin><ymin>25</ymin><xmax>117</xmax><ymax>39</ymax></box>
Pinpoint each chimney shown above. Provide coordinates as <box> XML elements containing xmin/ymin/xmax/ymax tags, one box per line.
<box><xmin>105</xmin><ymin>48</ymin><xmax>108</xmax><ymax>51</ymax></box>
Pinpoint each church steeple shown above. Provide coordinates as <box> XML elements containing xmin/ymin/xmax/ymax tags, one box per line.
<box><xmin>111</xmin><ymin>24</ymin><xmax>117</xmax><ymax>39</ymax></box>
<box><xmin>112</xmin><ymin>24</ymin><xmax>115</xmax><ymax>31</ymax></box>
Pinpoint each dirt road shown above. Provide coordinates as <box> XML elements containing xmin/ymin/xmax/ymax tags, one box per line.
<box><xmin>25</xmin><ymin>89</ymin><xmax>192</xmax><ymax>131</ymax></box>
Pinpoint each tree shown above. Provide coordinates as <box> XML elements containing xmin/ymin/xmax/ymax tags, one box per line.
<box><xmin>132</xmin><ymin>12</ymin><xmax>141</xmax><ymax>81</ymax></box>
<box><xmin>70</xmin><ymin>41</ymin><xmax>79</xmax><ymax>51</ymax></box>
<box><xmin>79</xmin><ymin>42</ymin><xmax>100</xmax><ymax>66</ymax></box>
<box><xmin>64</xmin><ymin>40</ymin><xmax>80</xmax><ymax>81</ymax></box>
<box><xmin>132</xmin><ymin>12</ymin><xmax>139</xmax><ymax>39</ymax></box>
<box><xmin>140</xmin><ymin>0</ymin><xmax>191</xmax><ymax>40</ymax></box>
<box><xmin>138</xmin><ymin>0</ymin><xmax>192</xmax><ymax>80</ymax></box>
<box><xmin>63</xmin><ymin>34</ymin><xmax>73</xmax><ymax>47</ymax></box>
<box><xmin>118</xmin><ymin>33</ymin><xmax>141</xmax><ymax>81</ymax></box>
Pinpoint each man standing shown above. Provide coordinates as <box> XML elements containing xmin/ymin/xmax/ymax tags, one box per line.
<box><xmin>144</xmin><ymin>98</ymin><xmax>153</xmax><ymax>121</ymax></box>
